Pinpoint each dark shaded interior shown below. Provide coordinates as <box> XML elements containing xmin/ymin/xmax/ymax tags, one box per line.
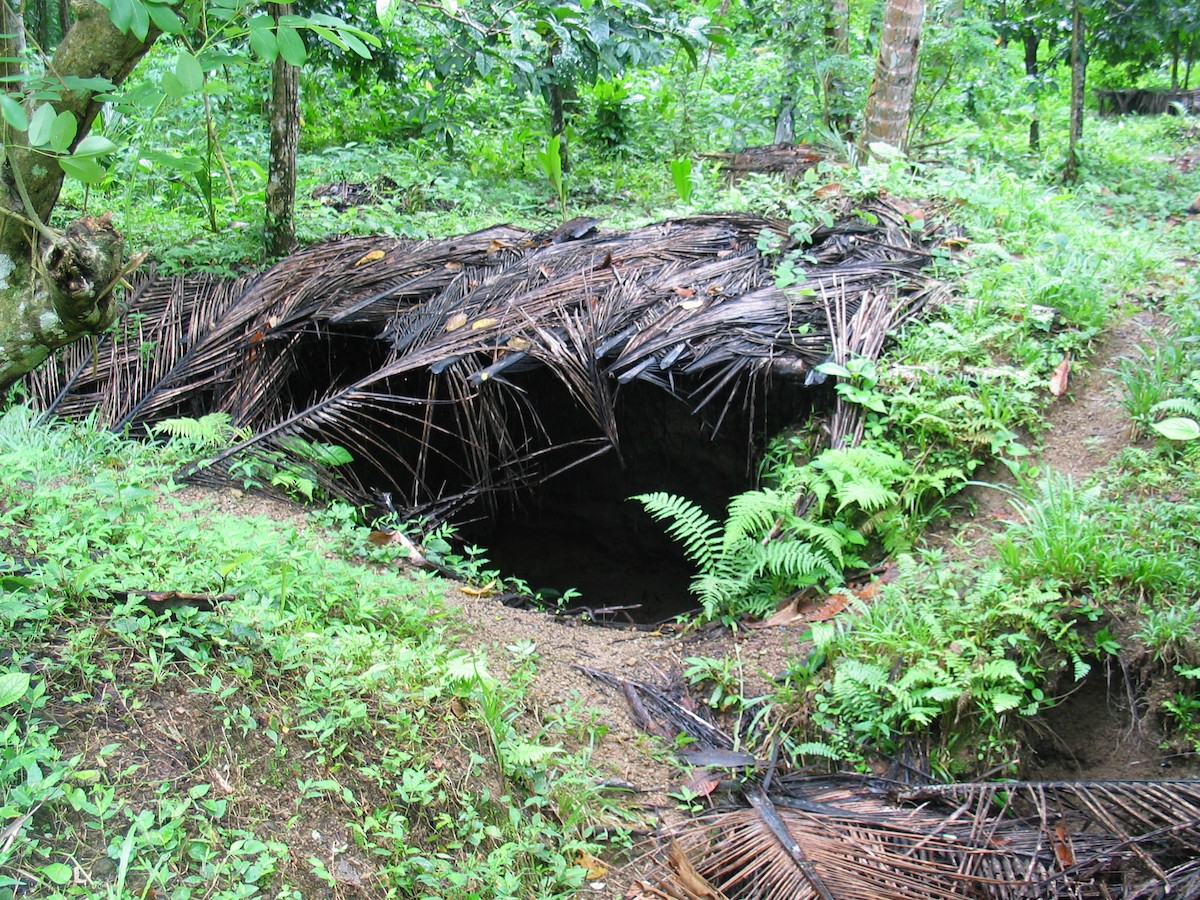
<box><xmin>456</xmin><ymin>373</ymin><xmax>822</xmax><ymax>622</ymax></box>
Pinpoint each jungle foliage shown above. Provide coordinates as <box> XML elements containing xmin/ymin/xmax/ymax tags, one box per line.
<box><xmin>2</xmin><ymin>0</ymin><xmax>1200</xmax><ymax>894</ymax></box>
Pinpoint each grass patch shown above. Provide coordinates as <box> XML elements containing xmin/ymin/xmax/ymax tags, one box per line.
<box><xmin>0</xmin><ymin>407</ymin><xmax>623</xmax><ymax>899</ymax></box>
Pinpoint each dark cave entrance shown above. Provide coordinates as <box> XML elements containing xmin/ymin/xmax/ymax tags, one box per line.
<box><xmin>278</xmin><ymin>333</ymin><xmax>825</xmax><ymax>623</ymax></box>
<box><xmin>453</xmin><ymin>374</ymin><xmax>821</xmax><ymax>623</ymax></box>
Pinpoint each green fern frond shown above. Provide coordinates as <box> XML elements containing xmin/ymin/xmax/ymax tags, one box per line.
<box><xmin>154</xmin><ymin>413</ymin><xmax>250</xmax><ymax>449</ymax></box>
<box><xmin>788</xmin><ymin>518</ymin><xmax>849</xmax><ymax>564</ymax></box>
<box><xmin>1151</xmin><ymin>397</ymin><xmax>1200</xmax><ymax>418</ymax></box>
<box><xmin>836</xmin><ymin>479</ymin><xmax>900</xmax><ymax>513</ymax></box>
<box><xmin>726</xmin><ymin>487</ymin><xmax>789</xmax><ymax>540</ymax></box>
<box><xmin>635</xmin><ymin>492</ymin><xmax>723</xmax><ymax>575</ymax></box>
<box><xmin>756</xmin><ymin>540</ymin><xmax>838</xmax><ymax>584</ymax></box>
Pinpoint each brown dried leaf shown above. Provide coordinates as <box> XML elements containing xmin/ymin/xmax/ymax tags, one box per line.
<box><xmin>809</xmin><ymin>592</ymin><xmax>851</xmax><ymax>622</ymax></box>
<box><xmin>682</xmin><ymin>767</ymin><xmax>723</xmax><ymax>798</ymax></box>
<box><xmin>576</xmin><ymin>849</ymin><xmax>609</xmax><ymax>879</ymax></box>
<box><xmin>666</xmin><ymin>840</ymin><xmax>728</xmax><ymax>900</ymax></box>
<box><xmin>813</xmin><ymin>182</ymin><xmax>843</xmax><ymax>199</ymax></box>
<box><xmin>1049</xmin><ymin>354</ymin><xmax>1071</xmax><ymax>397</ymax></box>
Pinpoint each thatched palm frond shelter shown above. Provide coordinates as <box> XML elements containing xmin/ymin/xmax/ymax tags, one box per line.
<box><xmin>26</xmin><ymin>198</ymin><xmax>951</xmax><ymax>520</ymax></box>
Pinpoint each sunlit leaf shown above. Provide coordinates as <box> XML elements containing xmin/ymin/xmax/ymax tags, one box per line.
<box><xmin>74</xmin><ymin>135</ymin><xmax>118</xmax><ymax>157</ymax></box>
<box><xmin>175</xmin><ymin>52</ymin><xmax>204</xmax><ymax>93</ymax></box>
<box><xmin>145</xmin><ymin>1</ymin><xmax>184</xmax><ymax>34</ymax></box>
<box><xmin>0</xmin><ymin>670</ymin><xmax>30</xmax><ymax>707</ymax></box>
<box><xmin>107</xmin><ymin>0</ymin><xmax>134</xmax><ymax>32</ymax></box>
<box><xmin>277</xmin><ymin>26</ymin><xmax>307</xmax><ymax>66</ymax></box>
<box><xmin>0</xmin><ymin>95</ymin><xmax>28</xmax><ymax>131</ymax></box>
<box><xmin>249</xmin><ymin>25</ymin><xmax>278</xmax><ymax>61</ymax></box>
<box><xmin>1152</xmin><ymin>417</ymin><xmax>1200</xmax><ymax>441</ymax></box>
<box><xmin>129</xmin><ymin>0</ymin><xmax>150</xmax><ymax>40</ymax></box>
<box><xmin>49</xmin><ymin>111</ymin><xmax>78</xmax><ymax>153</ymax></box>
<box><xmin>27</xmin><ymin>103</ymin><xmax>55</xmax><ymax>147</ymax></box>
<box><xmin>40</xmin><ymin>863</ymin><xmax>72</xmax><ymax>886</ymax></box>
<box><xmin>58</xmin><ymin>155</ymin><xmax>107</xmax><ymax>184</ymax></box>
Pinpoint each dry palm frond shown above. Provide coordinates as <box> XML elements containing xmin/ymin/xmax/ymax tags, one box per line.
<box><xmin>25</xmin><ymin>201</ymin><xmax>952</xmax><ymax>518</ymax></box>
<box><xmin>585</xmin><ymin>664</ymin><xmax>1200</xmax><ymax>900</ymax></box>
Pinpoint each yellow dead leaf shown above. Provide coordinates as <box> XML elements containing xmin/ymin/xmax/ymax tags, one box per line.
<box><xmin>445</xmin><ymin>313</ymin><xmax>468</xmax><ymax>332</ymax></box>
<box><xmin>461</xmin><ymin>581</ymin><xmax>497</xmax><ymax>596</ymax></box>
<box><xmin>354</xmin><ymin>249</ymin><xmax>386</xmax><ymax>267</ymax></box>
<box><xmin>575</xmin><ymin>850</ymin><xmax>608</xmax><ymax>880</ymax></box>
<box><xmin>679</xmin><ymin>299</ymin><xmax>703</xmax><ymax>310</ymax></box>
<box><xmin>470</xmin><ymin>317</ymin><xmax>499</xmax><ymax>330</ymax></box>
<box><xmin>506</xmin><ymin>337</ymin><xmax>532</xmax><ymax>351</ymax></box>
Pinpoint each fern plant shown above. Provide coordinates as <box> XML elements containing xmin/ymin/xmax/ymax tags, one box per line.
<box><xmin>153</xmin><ymin>412</ymin><xmax>251</xmax><ymax>450</ymax></box>
<box><xmin>636</xmin><ymin>485</ymin><xmax>856</xmax><ymax>624</ymax></box>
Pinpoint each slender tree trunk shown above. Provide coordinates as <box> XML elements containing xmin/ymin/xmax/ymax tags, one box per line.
<box><xmin>822</xmin><ymin>0</ymin><xmax>851</xmax><ymax>133</ymax></box>
<box><xmin>547</xmin><ymin>80</ymin><xmax>570</xmax><ymax>173</ymax></box>
<box><xmin>0</xmin><ymin>0</ymin><xmax>157</xmax><ymax>390</ymax></box>
<box><xmin>1023</xmin><ymin>30</ymin><xmax>1040</xmax><ymax>152</ymax></box>
<box><xmin>1064</xmin><ymin>0</ymin><xmax>1085</xmax><ymax>182</ymax></box>
<box><xmin>859</xmin><ymin>0</ymin><xmax>925</xmax><ymax>156</ymax></box>
<box><xmin>774</xmin><ymin>92</ymin><xmax>795</xmax><ymax>144</ymax></box>
<box><xmin>33</xmin><ymin>0</ymin><xmax>49</xmax><ymax>51</ymax></box>
<box><xmin>264</xmin><ymin>2</ymin><xmax>298</xmax><ymax>260</ymax></box>
<box><xmin>56</xmin><ymin>0</ymin><xmax>66</xmax><ymax>39</ymax></box>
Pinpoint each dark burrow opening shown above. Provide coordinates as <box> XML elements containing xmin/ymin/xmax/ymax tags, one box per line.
<box><xmin>453</xmin><ymin>374</ymin><xmax>822</xmax><ymax>623</ymax></box>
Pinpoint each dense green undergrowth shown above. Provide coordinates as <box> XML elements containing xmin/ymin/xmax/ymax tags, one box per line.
<box><xmin>10</xmin><ymin>27</ymin><xmax>1200</xmax><ymax>890</ymax></box>
<box><xmin>0</xmin><ymin>408</ymin><xmax>622</xmax><ymax>899</ymax></box>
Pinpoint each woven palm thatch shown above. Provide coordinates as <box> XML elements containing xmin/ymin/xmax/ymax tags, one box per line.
<box><xmin>586</xmin><ymin>667</ymin><xmax>1200</xmax><ymax>900</ymax></box>
<box><xmin>25</xmin><ymin>199</ymin><xmax>950</xmax><ymax>518</ymax></box>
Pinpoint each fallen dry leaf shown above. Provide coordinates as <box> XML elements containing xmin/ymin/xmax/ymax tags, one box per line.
<box><xmin>681</xmin><ymin>767</ymin><xmax>723</xmax><ymax>799</ymax></box>
<box><xmin>666</xmin><ymin>840</ymin><xmax>728</xmax><ymax>900</ymax></box>
<box><xmin>813</xmin><ymin>182</ymin><xmax>843</xmax><ymax>199</ymax></box>
<box><xmin>353</xmin><ymin>249</ymin><xmax>386</xmax><ymax>267</ymax></box>
<box><xmin>575</xmin><ymin>850</ymin><xmax>609</xmax><ymax>880</ymax></box>
<box><xmin>1049</xmin><ymin>354</ymin><xmax>1071</xmax><ymax>397</ymax></box>
<box><xmin>460</xmin><ymin>581</ymin><xmax>497</xmax><ymax>596</ymax></box>
<box><xmin>809</xmin><ymin>592</ymin><xmax>850</xmax><ymax>622</ymax></box>
<box><xmin>445</xmin><ymin>312</ymin><xmax>468</xmax><ymax>332</ymax></box>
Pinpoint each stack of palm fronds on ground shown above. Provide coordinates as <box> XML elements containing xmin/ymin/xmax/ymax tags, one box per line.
<box><xmin>25</xmin><ymin>198</ymin><xmax>951</xmax><ymax>518</ymax></box>
<box><xmin>584</xmin><ymin>666</ymin><xmax>1200</xmax><ymax>900</ymax></box>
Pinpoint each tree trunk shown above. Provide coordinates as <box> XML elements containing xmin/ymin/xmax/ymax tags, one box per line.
<box><xmin>859</xmin><ymin>0</ymin><xmax>926</xmax><ymax>156</ymax></box>
<box><xmin>1064</xmin><ymin>0</ymin><xmax>1085</xmax><ymax>183</ymax></box>
<box><xmin>0</xmin><ymin>0</ymin><xmax>156</xmax><ymax>391</ymax></box>
<box><xmin>1023</xmin><ymin>30</ymin><xmax>1040</xmax><ymax>152</ymax></box>
<box><xmin>822</xmin><ymin>0</ymin><xmax>851</xmax><ymax>133</ymax></box>
<box><xmin>264</xmin><ymin>2</ymin><xmax>299</xmax><ymax>260</ymax></box>
<box><xmin>33</xmin><ymin>0</ymin><xmax>50</xmax><ymax>52</ymax></box>
<box><xmin>774</xmin><ymin>92</ymin><xmax>795</xmax><ymax>144</ymax></box>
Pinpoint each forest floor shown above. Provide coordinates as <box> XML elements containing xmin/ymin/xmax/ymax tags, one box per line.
<box><xmin>32</xmin><ymin>280</ymin><xmax>1195</xmax><ymax>897</ymax></box>
<box><xmin>149</xmin><ymin>294</ymin><xmax>1199</xmax><ymax>898</ymax></box>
